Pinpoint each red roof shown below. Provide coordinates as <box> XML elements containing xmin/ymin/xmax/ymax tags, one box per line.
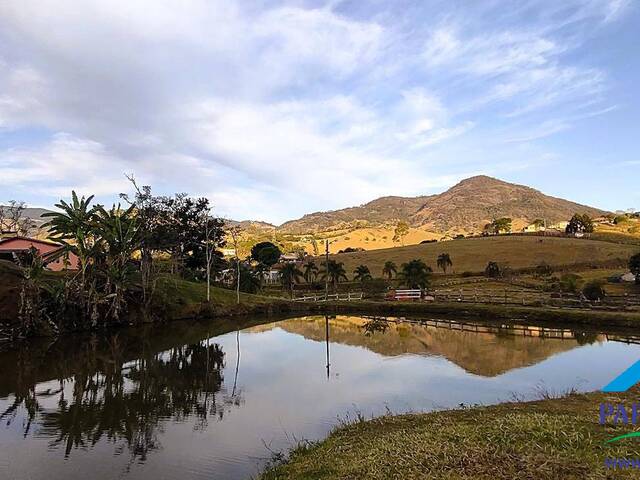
<box><xmin>0</xmin><ymin>236</ymin><xmax>62</xmax><ymax>248</ymax></box>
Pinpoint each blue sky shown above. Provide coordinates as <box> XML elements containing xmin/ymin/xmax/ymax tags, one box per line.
<box><xmin>0</xmin><ymin>0</ymin><xmax>638</xmax><ymax>224</ymax></box>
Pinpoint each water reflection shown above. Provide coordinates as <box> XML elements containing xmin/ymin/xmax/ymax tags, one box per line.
<box><xmin>1</xmin><ymin>315</ymin><xmax>639</xmax><ymax>479</ymax></box>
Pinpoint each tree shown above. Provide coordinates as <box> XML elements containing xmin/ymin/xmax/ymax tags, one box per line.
<box><xmin>436</xmin><ymin>253</ymin><xmax>453</xmax><ymax>274</ymax></box>
<box><xmin>251</xmin><ymin>241</ymin><xmax>282</xmax><ymax>267</ymax></box>
<box><xmin>491</xmin><ymin>217</ymin><xmax>512</xmax><ymax>234</ymax></box>
<box><xmin>393</xmin><ymin>222</ymin><xmax>409</xmax><ymax>246</ymax></box>
<box><xmin>353</xmin><ymin>265</ymin><xmax>372</xmax><ymax>283</ymax></box>
<box><xmin>484</xmin><ymin>261</ymin><xmax>501</xmax><ymax>278</ymax></box>
<box><xmin>227</xmin><ymin>226</ymin><xmax>242</xmax><ymax>304</ymax></box>
<box><xmin>320</xmin><ymin>260</ymin><xmax>348</xmax><ymax>291</ymax></box>
<box><xmin>0</xmin><ymin>200</ymin><xmax>35</xmax><ymax>236</ymax></box>
<box><xmin>566</xmin><ymin>214</ymin><xmax>594</xmax><ymax>235</ymax></box>
<box><xmin>93</xmin><ymin>204</ymin><xmax>140</xmax><ymax>320</ymax></box>
<box><xmin>303</xmin><ymin>260</ymin><xmax>319</xmax><ymax>284</ymax></box>
<box><xmin>43</xmin><ymin>191</ymin><xmax>99</xmax><ymax>294</ymax></box>
<box><xmin>399</xmin><ymin>259</ymin><xmax>432</xmax><ymax>289</ymax></box>
<box><xmin>629</xmin><ymin>253</ymin><xmax>640</xmax><ymax>285</ymax></box>
<box><xmin>382</xmin><ymin>261</ymin><xmax>397</xmax><ymax>280</ymax></box>
<box><xmin>279</xmin><ymin>263</ymin><xmax>303</xmax><ymax>297</ymax></box>
<box><xmin>229</xmin><ymin>260</ymin><xmax>261</xmax><ymax>294</ymax></box>
<box><xmin>582</xmin><ymin>280</ymin><xmax>606</xmax><ymax>301</ymax></box>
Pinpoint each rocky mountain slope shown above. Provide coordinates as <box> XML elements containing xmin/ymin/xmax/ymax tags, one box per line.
<box><xmin>278</xmin><ymin>176</ymin><xmax>605</xmax><ymax>235</ymax></box>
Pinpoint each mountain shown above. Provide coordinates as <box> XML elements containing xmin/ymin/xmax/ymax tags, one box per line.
<box><xmin>279</xmin><ymin>195</ymin><xmax>433</xmax><ymax>234</ymax></box>
<box><xmin>0</xmin><ymin>206</ymin><xmax>55</xmax><ymax>234</ymax></box>
<box><xmin>278</xmin><ymin>176</ymin><xmax>605</xmax><ymax>235</ymax></box>
<box><xmin>410</xmin><ymin>176</ymin><xmax>605</xmax><ymax>233</ymax></box>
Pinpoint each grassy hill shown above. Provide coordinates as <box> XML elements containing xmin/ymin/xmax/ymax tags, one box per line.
<box><xmin>321</xmin><ymin>235</ymin><xmax>638</xmax><ymax>277</ymax></box>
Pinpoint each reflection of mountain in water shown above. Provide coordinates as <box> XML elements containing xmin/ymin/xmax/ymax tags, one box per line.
<box><xmin>263</xmin><ymin>316</ymin><xmax>603</xmax><ymax>377</ymax></box>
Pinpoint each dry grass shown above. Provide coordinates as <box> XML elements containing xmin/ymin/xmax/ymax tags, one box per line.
<box><xmin>262</xmin><ymin>388</ymin><xmax>640</xmax><ymax>480</ymax></box>
<box><xmin>320</xmin><ymin>236</ymin><xmax>637</xmax><ymax>277</ymax></box>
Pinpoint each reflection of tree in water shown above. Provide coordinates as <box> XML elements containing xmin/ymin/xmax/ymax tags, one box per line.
<box><xmin>360</xmin><ymin>317</ymin><xmax>390</xmax><ymax>336</ymax></box>
<box><xmin>1</xmin><ymin>337</ymin><xmax>243</xmax><ymax>463</ymax></box>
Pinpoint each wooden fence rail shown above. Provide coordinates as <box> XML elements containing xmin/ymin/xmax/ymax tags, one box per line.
<box><xmin>294</xmin><ymin>292</ymin><xmax>364</xmax><ymax>302</ymax></box>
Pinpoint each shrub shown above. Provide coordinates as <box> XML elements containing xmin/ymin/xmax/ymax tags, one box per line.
<box><xmin>484</xmin><ymin>262</ymin><xmax>501</xmax><ymax>278</ymax></box>
<box><xmin>361</xmin><ymin>278</ymin><xmax>389</xmax><ymax>299</ymax></box>
<box><xmin>559</xmin><ymin>273</ymin><xmax>581</xmax><ymax>293</ymax></box>
<box><xmin>461</xmin><ymin>271</ymin><xmax>474</xmax><ymax>278</ymax></box>
<box><xmin>535</xmin><ymin>263</ymin><xmax>553</xmax><ymax>277</ymax></box>
<box><xmin>420</xmin><ymin>239</ymin><xmax>437</xmax><ymax>244</ymax></box>
<box><xmin>582</xmin><ymin>280</ymin><xmax>606</xmax><ymax>301</ymax></box>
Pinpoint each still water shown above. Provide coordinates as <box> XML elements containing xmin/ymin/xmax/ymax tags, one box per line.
<box><xmin>1</xmin><ymin>315</ymin><xmax>639</xmax><ymax>479</ymax></box>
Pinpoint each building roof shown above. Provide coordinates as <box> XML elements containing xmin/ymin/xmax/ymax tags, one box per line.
<box><xmin>0</xmin><ymin>236</ymin><xmax>62</xmax><ymax>248</ymax></box>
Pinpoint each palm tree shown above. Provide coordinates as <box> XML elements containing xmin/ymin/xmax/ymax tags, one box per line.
<box><xmin>303</xmin><ymin>260</ymin><xmax>319</xmax><ymax>284</ymax></box>
<box><xmin>42</xmin><ymin>191</ymin><xmax>99</xmax><ymax>289</ymax></box>
<box><xmin>436</xmin><ymin>253</ymin><xmax>453</xmax><ymax>274</ymax></box>
<box><xmin>93</xmin><ymin>204</ymin><xmax>140</xmax><ymax>319</ymax></box>
<box><xmin>320</xmin><ymin>259</ymin><xmax>348</xmax><ymax>291</ymax></box>
<box><xmin>279</xmin><ymin>263</ymin><xmax>303</xmax><ymax>297</ymax></box>
<box><xmin>353</xmin><ymin>265</ymin><xmax>372</xmax><ymax>283</ymax></box>
<box><xmin>382</xmin><ymin>261</ymin><xmax>397</xmax><ymax>280</ymax></box>
<box><xmin>399</xmin><ymin>259</ymin><xmax>432</xmax><ymax>289</ymax></box>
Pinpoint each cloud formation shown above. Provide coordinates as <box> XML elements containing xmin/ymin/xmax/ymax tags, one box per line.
<box><xmin>0</xmin><ymin>0</ymin><xmax>635</xmax><ymax>221</ymax></box>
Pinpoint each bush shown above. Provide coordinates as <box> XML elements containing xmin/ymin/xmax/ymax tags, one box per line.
<box><xmin>461</xmin><ymin>271</ymin><xmax>474</xmax><ymax>278</ymax></box>
<box><xmin>484</xmin><ymin>262</ymin><xmax>501</xmax><ymax>278</ymax></box>
<box><xmin>582</xmin><ymin>280</ymin><xmax>606</xmax><ymax>301</ymax></box>
<box><xmin>559</xmin><ymin>273</ymin><xmax>581</xmax><ymax>293</ymax></box>
<box><xmin>361</xmin><ymin>278</ymin><xmax>389</xmax><ymax>299</ymax></box>
<box><xmin>420</xmin><ymin>239</ymin><xmax>437</xmax><ymax>244</ymax></box>
<box><xmin>535</xmin><ymin>263</ymin><xmax>553</xmax><ymax>277</ymax></box>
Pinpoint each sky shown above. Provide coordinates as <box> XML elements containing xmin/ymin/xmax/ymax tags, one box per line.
<box><xmin>0</xmin><ymin>0</ymin><xmax>638</xmax><ymax>224</ymax></box>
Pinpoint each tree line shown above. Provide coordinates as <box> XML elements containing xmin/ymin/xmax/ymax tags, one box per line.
<box><xmin>17</xmin><ymin>179</ymin><xmax>226</xmax><ymax>337</ymax></box>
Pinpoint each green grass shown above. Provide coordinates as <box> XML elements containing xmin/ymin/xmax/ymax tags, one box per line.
<box><xmin>154</xmin><ymin>274</ymin><xmax>288</xmax><ymax>306</ymax></box>
<box><xmin>262</xmin><ymin>388</ymin><xmax>640</xmax><ymax>480</ymax></box>
<box><xmin>323</xmin><ymin>236</ymin><xmax>638</xmax><ymax>277</ymax></box>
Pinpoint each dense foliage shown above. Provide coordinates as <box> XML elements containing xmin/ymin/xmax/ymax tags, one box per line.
<box><xmin>17</xmin><ymin>187</ymin><xmax>226</xmax><ymax>337</ymax></box>
<box><xmin>566</xmin><ymin>214</ymin><xmax>594</xmax><ymax>235</ymax></box>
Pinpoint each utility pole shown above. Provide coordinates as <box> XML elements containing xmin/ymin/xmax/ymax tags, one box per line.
<box><xmin>325</xmin><ymin>239</ymin><xmax>329</xmax><ymax>302</ymax></box>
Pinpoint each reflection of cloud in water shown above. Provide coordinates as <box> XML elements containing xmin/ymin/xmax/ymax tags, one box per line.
<box><xmin>0</xmin><ymin>315</ymin><xmax>638</xmax><ymax>480</ymax></box>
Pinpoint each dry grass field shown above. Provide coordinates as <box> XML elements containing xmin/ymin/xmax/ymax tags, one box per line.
<box><xmin>320</xmin><ymin>235</ymin><xmax>638</xmax><ymax>277</ymax></box>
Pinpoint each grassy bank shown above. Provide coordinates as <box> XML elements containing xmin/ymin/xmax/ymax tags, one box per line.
<box><xmin>151</xmin><ymin>275</ymin><xmax>322</xmax><ymax>319</ymax></box>
<box><xmin>262</xmin><ymin>388</ymin><xmax>640</xmax><ymax>480</ymax></box>
<box><xmin>329</xmin><ymin>300</ymin><xmax>640</xmax><ymax>327</ymax></box>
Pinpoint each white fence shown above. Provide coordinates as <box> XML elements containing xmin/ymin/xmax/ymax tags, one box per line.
<box><xmin>294</xmin><ymin>292</ymin><xmax>363</xmax><ymax>302</ymax></box>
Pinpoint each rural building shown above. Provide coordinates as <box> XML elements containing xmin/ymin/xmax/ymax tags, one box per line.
<box><xmin>280</xmin><ymin>253</ymin><xmax>300</xmax><ymax>262</ymax></box>
<box><xmin>0</xmin><ymin>236</ymin><xmax>79</xmax><ymax>271</ymax></box>
<box><xmin>522</xmin><ymin>223</ymin><xmax>546</xmax><ymax>233</ymax></box>
<box><xmin>221</xmin><ymin>247</ymin><xmax>237</xmax><ymax>257</ymax></box>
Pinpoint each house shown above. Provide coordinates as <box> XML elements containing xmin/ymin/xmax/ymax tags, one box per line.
<box><xmin>280</xmin><ymin>252</ymin><xmax>300</xmax><ymax>262</ymax></box>
<box><xmin>523</xmin><ymin>223</ymin><xmax>546</xmax><ymax>233</ymax></box>
<box><xmin>547</xmin><ymin>221</ymin><xmax>569</xmax><ymax>231</ymax></box>
<box><xmin>221</xmin><ymin>247</ymin><xmax>237</xmax><ymax>257</ymax></box>
<box><xmin>0</xmin><ymin>236</ymin><xmax>79</xmax><ymax>271</ymax></box>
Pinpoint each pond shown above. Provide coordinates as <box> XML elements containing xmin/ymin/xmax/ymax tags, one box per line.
<box><xmin>1</xmin><ymin>315</ymin><xmax>639</xmax><ymax>479</ymax></box>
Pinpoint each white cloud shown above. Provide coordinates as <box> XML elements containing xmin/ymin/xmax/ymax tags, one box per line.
<box><xmin>0</xmin><ymin>0</ymin><xmax>630</xmax><ymax>221</ymax></box>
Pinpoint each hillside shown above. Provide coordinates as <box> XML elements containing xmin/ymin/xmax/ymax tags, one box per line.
<box><xmin>321</xmin><ymin>235</ymin><xmax>637</xmax><ymax>277</ymax></box>
<box><xmin>279</xmin><ymin>176</ymin><xmax>604</xmax><ymax>235</ymax></box>
<box><xmin>411</xmin><ymin>176</ymin><xmax>604</xmax><ymax>233</ymax></box>
<box><xmin>279</xmin><ymin>195</ymin><xmax>433</xmax><ymax>234</ymax></box>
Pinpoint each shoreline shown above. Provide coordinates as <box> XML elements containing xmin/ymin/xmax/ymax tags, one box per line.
<box><xmin>260</xmin><ymin>387</ymin><xmax>640</xmax><ymax>479</ymax></box>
